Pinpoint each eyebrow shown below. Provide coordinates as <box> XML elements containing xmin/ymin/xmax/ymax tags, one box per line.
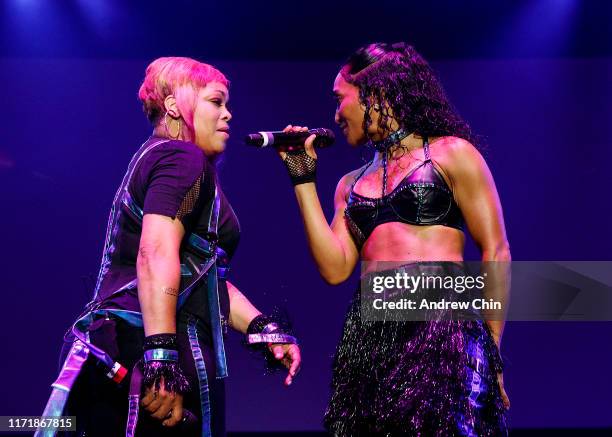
<box><xmin>207</xmin><ymin>90</ymin><xmax>228</xmax><ymax>102</ymax></box>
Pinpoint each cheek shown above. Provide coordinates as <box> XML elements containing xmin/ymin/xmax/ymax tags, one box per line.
<box><xmin>347</xmin><ymin>96</ymin><xmax>360</xmax><ymax>113</ymax></box>
<box><xmin>193</xmin><ymin>112</ymin><xmax>213</xmax><ymax>136</ymax></box>
<box><xmin>346</xmin><ymin>104</ymin><xmax>363</xmax><ymax>127</ymax></box>
<box><xmin>338</xmin><ymin>104</ymin><xmax>352</xmax><ymax>124</ymax></box>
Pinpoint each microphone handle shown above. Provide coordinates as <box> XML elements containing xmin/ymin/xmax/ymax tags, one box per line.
<box><xmin>278</xmin><ymin>132</ymin><xmax>330</xmax><ymax>151</ymax></box>
<box><xmin>245</xmin><ymin>128</ymin><xmax>334</xmax><ymax>150</ymax></box>
<box><xmin>177</xmin><ymin>408</ymin><xmax>198</xmax><ymax>430</ymax></box>
<box><xmin>276</xmin><ymin>131</ymin><xmax>310</xmax><ymax>147</ymax></box>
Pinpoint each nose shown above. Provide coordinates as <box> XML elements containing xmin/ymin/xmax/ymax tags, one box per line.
<box><xmin>222</xmin><ymin>107</ymin><xmax>232</xmax><ymax>122</ymax></box>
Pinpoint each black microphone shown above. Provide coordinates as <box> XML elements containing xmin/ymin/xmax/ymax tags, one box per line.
<box><xmin>244</xmin><ymin>128</ymin><xmax>335</xmax><ymax>150</ymax></box>
<box><xmin>177</xmin><ymin>409</ymin><xmax>198</xmax><ymax>431</ymax></box>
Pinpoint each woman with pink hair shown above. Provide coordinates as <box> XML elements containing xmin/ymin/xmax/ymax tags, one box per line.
<box><xmin>38</xmin><ymin>57</ymin><xmax>301</xmax><ymax>437</ymax></box>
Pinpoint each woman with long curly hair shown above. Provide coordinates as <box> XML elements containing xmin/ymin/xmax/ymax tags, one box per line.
<box><xmin>278</xmin><ymin>43</ymin><xmax>510</xmax><ymax>435</ymax></box>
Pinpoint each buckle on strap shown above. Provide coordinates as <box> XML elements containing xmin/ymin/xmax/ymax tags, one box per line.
<box><xmin>217</xmin><ymin>266</ymin><xmax>230</xmax><ymax>280</ymax></box>
<box><xmin>188</xmin><ymin>233</ymin><xmax>228</xmax><ymax>259</ymax></box>
<box><xmin>188</xmin><ymin>233</ymin><xmax>215</xmax><ymax>256</ymax></box>
<box><xmin>180</xmin><ymin>261</ymin><xmax>229</xmax><ymax>278</ymax></box>
<box><xmin>186</xmin><ymin>233</ymin><xmax>230</xmax><ymax>280</ymax></box>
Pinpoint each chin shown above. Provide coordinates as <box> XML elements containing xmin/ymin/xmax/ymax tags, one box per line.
<box><xmin>195</xmin><ymin>140</ymin><xmax>226</xmax><ymax>158</ymax></box>
<box><xmin>347</xmin><ymin>134</ymin><xmax>367</xmax><ymax>147</ymax></box>
<box><xmin>210</xmin><ymin>143</ymin><xmax>226</xmax><ymax>156</ymax></box>
<box><xmin>342</xmin><ymin>131</ymin><xmax>357</xmax><ymax>146</ymax></box>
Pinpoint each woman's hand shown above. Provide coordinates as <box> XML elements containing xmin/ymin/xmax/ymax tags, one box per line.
<box><xmin>496</xmin><ymin>372</ymin><xmax>511</xmax><ymax>410</ymax></box>
<box><xmin>141</xmin><ymin>379</ymin><xmax>185</xmax><ymax>427</ymax></box>
<box><xmin>278</xmin><ymin>125</ymin><xmax>318</xmax><ymax>186</ymax></box>
<box><xmin>491</xmin><ymin>335</ymin><xmax>510</xmax><ymax>410</ymax></box>
<box><xmin>277</xmin><ymin>124</ymin><xmax>318</xmax><ymax>160</ymax></box>
<box><xmin>268</xmin><ymin>343</ymin><xmax>302</xmax><ymax>386</ymax></box>
<box><xmin>490</xmin><ymin>333</ymin><xmax>510</xmax><ymax>409</ymax></box>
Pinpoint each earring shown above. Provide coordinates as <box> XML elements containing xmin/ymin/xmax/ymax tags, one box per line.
<box><xmin>164</xmin><ymin>111</ymin><xmax>182</xmax><ymax>140</ymax></box>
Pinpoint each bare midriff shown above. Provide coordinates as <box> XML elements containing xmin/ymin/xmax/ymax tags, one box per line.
<box><xmin>360</xmin><ymin>222</ymin><xmax>465</xmax><ymax>275</ymax></box>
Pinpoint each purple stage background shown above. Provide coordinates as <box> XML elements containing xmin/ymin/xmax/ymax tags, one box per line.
<box><xmin>2</xmin><ymin>56</ymin><xmax>611</xmax><ymax>431</ymax></box>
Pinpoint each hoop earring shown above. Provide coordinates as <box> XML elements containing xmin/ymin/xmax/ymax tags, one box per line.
<box><xmin>164</xmin><ymin>111</ymin><xmax>182</xmax><ymax>140</ymax></box>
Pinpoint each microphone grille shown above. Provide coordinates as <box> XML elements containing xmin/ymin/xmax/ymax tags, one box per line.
<box><xmin>312</xmin><ymin>128</ymin><xmax>335</xmax><ymax>147</ymax></box>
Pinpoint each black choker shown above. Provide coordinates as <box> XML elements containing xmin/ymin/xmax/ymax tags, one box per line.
<box><xmin>369</xmin><ymin>128</ymin><xmax>409</xmax><ymax>153</ymax></box>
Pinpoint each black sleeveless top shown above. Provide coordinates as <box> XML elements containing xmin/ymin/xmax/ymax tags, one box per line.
<box><xmin>344</xmin><ymin>138</ymin><xmax>464</xmax><ymax>247</ymax></box>
<box><xmin>94</xmin><ymin>138</ymin><xmax>241</xmax><ymax>339</ymax></box>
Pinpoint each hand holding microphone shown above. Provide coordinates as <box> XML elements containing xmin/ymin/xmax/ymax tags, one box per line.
<box><xmin>245</xmin><ymin>124</ymin><xmax>331</xmax><ymax>186</ymax></box>
<box><xmin>276</xmin><ymin>125</ymin><xmax>319</xmax><ymax>186</ymax></box>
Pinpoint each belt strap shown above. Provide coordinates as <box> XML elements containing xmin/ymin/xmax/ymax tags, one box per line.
<box><xmin>187</xmin><ymin>320</ymin><xmax>213</xmax><ymax>436</ymax></box>
<box><xmin>126</xmin><ymin>363</ymin><xmax>142</xmax><ymax>437</ymax></box>
<box><xmin>207</xmin><ymin>264</ymin><xmax>228</xmax><ymax>378</ymax></box>
<box><xmin>72</xmin><ymin>309</ymin><xmax>143</xmax><ymax>376</ymax></box>
<box><xmin>35</xmin><ymin>339</ymin><xmax>91</xmax><ymax>437</ymax></box>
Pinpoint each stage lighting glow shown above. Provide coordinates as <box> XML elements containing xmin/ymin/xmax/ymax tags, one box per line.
<box><xmin>75</xmin><ymin>0</ymin><xmax>116</xmax><ymax>39</ymax></box>
<box><xmin>497</xmin><ymin>0</ymin><xmax>579</xmax><ymax>57</ymax></box>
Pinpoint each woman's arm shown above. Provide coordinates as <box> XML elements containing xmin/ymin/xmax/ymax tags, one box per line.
<box><xmin>227</xmin><ymin>280</ymin><xmax>301</xmax><ymax>385</ymax></box>
<box><xmin>445</xmin><ymin>137</ymin><xmax>511</xmax><ymax>409</ymax></box>
<box><xmin>444</xmin><ymin>138</ymin><xmax>511</xmax><ymax>346</ymax></box>
<box><xmin>227</xmin><ymin>280</ymin><xmax>261</xmax><ymax>334</ymax></box>
<box><xmin>277</xmin><ymin>126</ymin><xmax>360</xmax><ymax>285</ymax></box>
<box><xmin>293</xmin><ymin>176</ymin><xmax>360</xmax><ymax>284</ymax></box>
<box><xmin>137</xmin><ymin>213</ymin><xmax>185</xmax><ymax>336</ymax></box>
<box><xmin>137</xmin><ymin>213</ymin><xmax>187</xmax><ymax>425</ymax></box>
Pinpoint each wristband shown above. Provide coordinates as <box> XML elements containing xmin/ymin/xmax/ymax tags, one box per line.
<box><xmin>141</xmin><ymin>333</ymin><xmax>189</xmax><ymax>393</ymax></box>
<box><xmin>283</xmin><ymin>150</ymin><xmax>317</xmax><ymax>186</ymax></box>
<box><xmin>143</xmin><ymin>348</ymin><xmax>179</xmax><ymax>362</ymax></box>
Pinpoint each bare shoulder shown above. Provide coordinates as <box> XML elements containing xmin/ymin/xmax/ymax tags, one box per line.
<box><xmin>334</xmin><ymin>165</ymin><xmax>368</xmax><ymax>203</ymax></box>
<box><xmin>431</xmin><ymin>136</ymin><xmax>486</xmax><ymax>173</ymax></box>
<box><xmin>430</xmin><ymin>136</ymin><xmax>480</xmax><ymax>160</ymax></box>
<box><xmin>340</xmin><ymin>165</ymin><xmax>367</xmax><ymax>186</ymax></box>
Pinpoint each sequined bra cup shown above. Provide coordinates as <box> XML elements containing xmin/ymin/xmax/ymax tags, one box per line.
<box><xmin>344</xmin><ymin>138</ymin><xmax>464</xmax><ymax>247</ymax></box>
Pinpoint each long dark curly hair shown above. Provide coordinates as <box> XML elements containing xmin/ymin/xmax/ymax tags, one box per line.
<box><xmin>341</xmin><ymin>42</ymin><xmax>479</xmax><ymax>148</ymax></box>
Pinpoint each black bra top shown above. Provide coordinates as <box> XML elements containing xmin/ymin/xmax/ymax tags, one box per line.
<box><xmin>344</xmin><ymin>137</ymin><xmax>464</xmax><ymax>247</ymax></box>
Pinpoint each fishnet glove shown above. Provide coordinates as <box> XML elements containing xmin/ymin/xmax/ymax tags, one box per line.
<box><xmin>283</xmin><ymin>149</ymin><xmax>317</xmax><ymax>186</ymax></box>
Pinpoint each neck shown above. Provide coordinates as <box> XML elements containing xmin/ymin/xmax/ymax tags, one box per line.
<box><xmin>153</xmin><ymin>125</ymin><xmax>185</xmax><ymax>141</ymax></box>
<box><xmin>372</xmin><ymin>132</ymin><xmax>424</xmax><ymax>165</ymax></box>
<box><xmin>151</xmin><ymin>125</ymin><xmax>220</xmax><ymax>165</ymax></box>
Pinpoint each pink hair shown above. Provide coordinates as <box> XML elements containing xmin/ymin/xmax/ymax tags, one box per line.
<box><xmin>138</xmin><ymin>57</ymin><xmax>229</xmax><ymax>133</ymax></box>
